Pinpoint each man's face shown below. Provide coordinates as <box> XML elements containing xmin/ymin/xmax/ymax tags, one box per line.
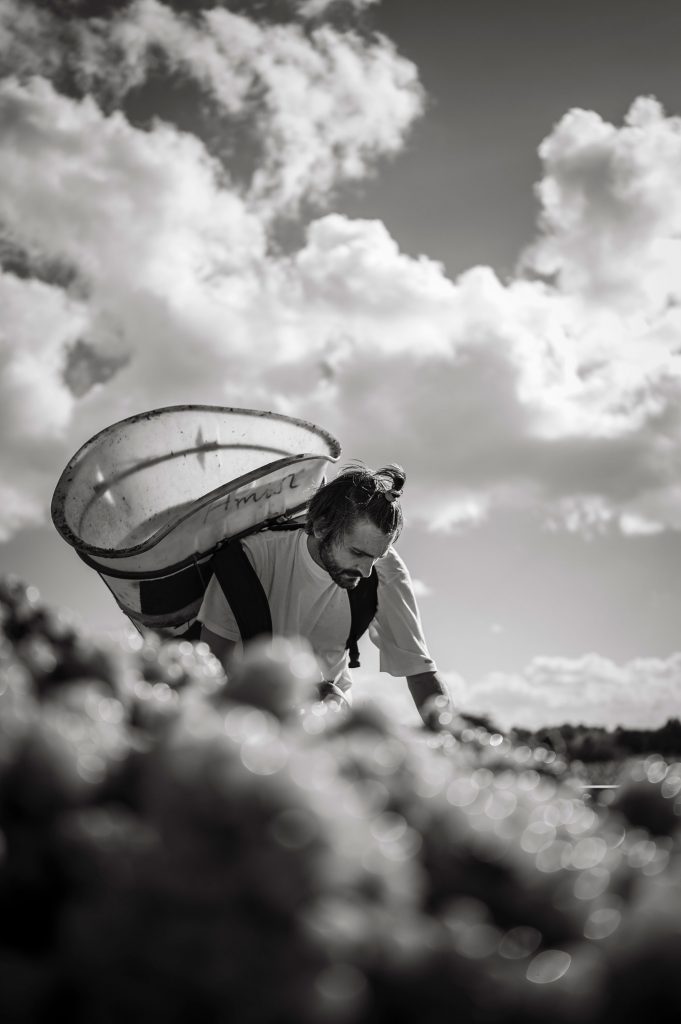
<box><xmin>313</xmin><ymin>517</ymin><xmax>396</xmax><ymax>589</ymax></box>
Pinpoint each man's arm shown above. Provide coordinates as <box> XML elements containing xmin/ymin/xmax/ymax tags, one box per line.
<box><xmin>200</xmin><ymin>626</ymin><xmax>237</xmax><ymax>672</ymax></box>
<box><xmin>407</xmin><ymin>670</ymin><xmax>453</xmax><ymax>729</ymax></box>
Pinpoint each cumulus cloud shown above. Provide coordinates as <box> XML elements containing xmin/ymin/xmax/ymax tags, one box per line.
<box><xmin>0</xmin><ymin>0</ymin><xmax>680</xmax><ymax>544</ymax></box>
<box><xmin>0</xmin><ymin>76</ymin><xmax>266</xmax><ymax>283</ymax></box>
<box><xmin>0</xmin><ymin>69</ymin><xmax>262</xmax><ymax>533</ymax></box>
<box><xmin>0</xmin><ymin>73</ymin><xmax>272</xmax><ymax>424</ymax></box>
<box><xmin>526</xmin><ymin>97</ymin><xmax>681</xmax><ymax>311</ymax></box>
<box><xmin>295</xmin><ymin>98</ymin><xmax>681</xmax><ymax>533</ymax></box>
<box><xmin>458</xmin><ymin>653</ymin><xmax>681</xmax><ymax>732</ymax></box>
<box><xmin>0</xmin><ymin>270</ymin><xmax>86</xmax><ymax>539</ymax></box>
<box><xmin>166</xmin><ymin>4</ymin><xmax>424</xmax><ymax>214</ymax></box>
<box><xmin>0</xmin><ymin>0</ymin><xmax>424</xmax><ymax>215</ymax></box>
<box><xmin>0</xmin><ymin>2</ymin><xmax>426</xmax><ymax>537</ymax></box>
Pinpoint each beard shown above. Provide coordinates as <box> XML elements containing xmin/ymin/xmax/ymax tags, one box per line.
<box><xmin>318</xmin><ymin>539</ymin><xmax>361</xmax><ymax>589</ymax></box>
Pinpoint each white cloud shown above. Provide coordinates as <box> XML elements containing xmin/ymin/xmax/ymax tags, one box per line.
<box><xmin>205</xmin><ymin>8</ymin><xmax>425</xmax><ymax>214</ymax></box>
<box><xmin>0</xmin><ymin>270</ymin><xmax>86</xmax><ymax>539</ymax></box>
<box><xmin>526</xmin><ymin>97</ymin><xmax>681</xmax><ymax>312</ymax></box>
<box><xmin>618</xmin><ymin>512</ymin><xmax>666</xmax><ymax>536</ymax></box>
<box><xmin>544</xmin><ymin>495</ymin><xmax>615</xmax><ymax>539</ymax></box>
<box><xmin>428</xmin><ymin>496</ymin><xmax>490</xmax><ymax>534</ymax></box>
<box><xmin>0</xmin><ymin>5</ymin><xmax>680</xmax><ymax>543</ymax></box>
<box><xmin>342</xmin><ymin>653</ymin><xmax>681</xmax><ymax>734</ymax></box>
<box><xmin>0</xmin><ymin>76</ymin><xmax>266</xmax><ymax>288</ymax></box>
<box><xmin>297</xmin><ymin>0</ymin><xmax>379</xmax><ymax>18</ymax></box>
<box><xmin>293</xmin><ymin>215</ymin><xmax>455</xmax><ymax>334</ymax></box>
<box><xmin>335</xmin><ymin>97</ymin><xmax>681</xmax><ymax>532</ymax></box>
<box><xmin>0</xmin><ymin>271</ymin><xmax>83</xmax><ymax>439</ymax></box>
<box><xmin>0</xmin><ymin>74</ymin><xmax>267</xmax><ymax>532</ymax></box>
<box><xmin>409</xmin><ymin>578</ymin><xmax>432</xmax><ymax>599</ymax></box>
<box><xmin>0</xmin><ymin>73</ymin><xmax>271</xmax><ymax>397</ymax></box>
<box><xmin>0</xmin><ymin>2</ymin><xmax>426</xmax><ymax>537</ymax></box>
<box><xmin>0</xmin><ymin>0</ymin><xmax>424</xmax><ymax>217</ymax></box>
<box><xmin>459</xmin><ymin>652</ymin><xmax>681</xmax><ymax>732</ymax></box>
<box><xmin>0</xmin><ymin>1</ymin><xmax>64</xmax><ymax>80</ymax></box>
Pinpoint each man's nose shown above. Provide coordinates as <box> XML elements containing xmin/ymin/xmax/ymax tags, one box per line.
<box><xmin>357</xmin><ymin>558</ymin><xmax>375</xmax><ymax>578</ymax></box>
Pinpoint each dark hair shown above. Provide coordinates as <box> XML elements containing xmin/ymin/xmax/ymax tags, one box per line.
<box><xmin>305</xmin><ymin>462</ymin><xmax>406</xmax><ymax>543</ymax></box>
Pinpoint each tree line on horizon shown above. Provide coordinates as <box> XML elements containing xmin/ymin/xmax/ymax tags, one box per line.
<box><xmin>514</xmin><ymin>718</ymin><xmax>681</xmax><ymax>763</ymax></box>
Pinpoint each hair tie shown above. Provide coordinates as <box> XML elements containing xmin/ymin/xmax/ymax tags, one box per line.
<box><xmin>383</xmin><ymin>488</ymin><xmax>402</xmax><ymax>504</ymax></box>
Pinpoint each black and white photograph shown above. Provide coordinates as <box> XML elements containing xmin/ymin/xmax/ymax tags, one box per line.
<box><xmin>1</xmin><ymin>1</ymin><xmax>680</xmax><ymax>1020</ymax></box>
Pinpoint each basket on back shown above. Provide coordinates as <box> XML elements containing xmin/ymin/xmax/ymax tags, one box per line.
<box><xmin>51</xmin><ymin>405</ymin><xmax>340</xmax><ymax>637</ymax></box>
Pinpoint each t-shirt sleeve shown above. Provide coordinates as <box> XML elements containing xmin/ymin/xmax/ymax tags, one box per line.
<box><xmin>196</xmin><ymin>536</ymin><xmax>266</xmax><ymax>641</ymax></box>
<box><xmin>196</xmin><ymin>573</ymin><xmax>241</xmax><ymax>641</ymax></box>
<box><xmin>369</xmin><ymin>550</ymin><xmax>437</xmax><ymax>677</ymax></box>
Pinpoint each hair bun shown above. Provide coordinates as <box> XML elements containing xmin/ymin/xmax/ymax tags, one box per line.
<box><xmin>382</xmin><ymin>488</ymin><xmax>402</xmax><ymax>504</ymax></box>
<box><xmin>376</xmin><ymin>464</ymin><xmax>406</xmax><ymax>494</ymax></box>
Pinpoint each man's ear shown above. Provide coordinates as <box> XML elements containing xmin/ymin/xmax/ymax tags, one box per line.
<box><xmin>310</xmin><ymin>517</ymin><xmax>329</xmax><ymax>541</ymax></box>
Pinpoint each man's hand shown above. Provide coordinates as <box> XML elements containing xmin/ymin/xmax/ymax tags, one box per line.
<box><xmin>317</xmin><ymin>680</ymin><xmax>351</xmax><ymax>711</ymax></box>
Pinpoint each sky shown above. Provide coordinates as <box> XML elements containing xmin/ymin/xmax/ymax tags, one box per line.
<box><xmin>1</xmin><ymin>0</ymin><xmax>680</xmax><ymax>731</ymax></box>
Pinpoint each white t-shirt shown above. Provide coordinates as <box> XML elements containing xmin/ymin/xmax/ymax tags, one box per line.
<box><xmin>197</xmin><ymin>528</ymin><xmax>436</xmax><ymax>692</ymax></box>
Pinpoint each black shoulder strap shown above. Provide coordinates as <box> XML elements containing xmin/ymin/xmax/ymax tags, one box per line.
<box><xmin>210</xmin><ymin>538</ymin><xmax>272</xmax><ymax>642</ymax></box>
<box><xmin>268</xmin><ymin>519</ymin><xmax>307</xmax><ymax>532</ymax></box>
<box><xmin>210</xmin><ymin>526</ymin><xmax>379</xmax><ymax>668</ymax></box>
<box><xmin>346</xmin><ymin>568</ymin><xmax>379</xmax><ymax>668</ymax></box>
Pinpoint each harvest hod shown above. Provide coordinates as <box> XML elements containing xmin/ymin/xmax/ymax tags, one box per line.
<box><xmin>50</xmin><ymin>405</ymin><xmax>341</xmax><ymax>635</ymax></box>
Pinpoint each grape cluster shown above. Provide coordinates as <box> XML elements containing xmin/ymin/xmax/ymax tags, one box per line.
<box><xmin>1</xmin><ymin>576</ymin><xmax>681</xmax><ymax>1023</ymax></box>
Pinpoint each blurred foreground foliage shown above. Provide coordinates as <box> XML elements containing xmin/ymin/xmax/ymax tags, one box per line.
<box><xmin>1</xmin><ymin>576</ymin><xmax>681</xmax><ymax>1024</ymax></box>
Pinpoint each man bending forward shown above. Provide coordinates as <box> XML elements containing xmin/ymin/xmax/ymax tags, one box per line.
<box><xmin>199</xmin><ymin>463</ymin><xmax>452</xmax><ymax>725</ymax></box>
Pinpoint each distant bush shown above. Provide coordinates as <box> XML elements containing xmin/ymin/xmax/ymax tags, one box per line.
<box><xmin>1</xmin><ymin>576</ymin><xmax>681</xmax><ymax>1023</ymax></box>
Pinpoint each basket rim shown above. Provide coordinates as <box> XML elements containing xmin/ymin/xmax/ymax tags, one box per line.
<box><xmin>50</xmin><ymin>404</ymin><xmax>341</xmax><ymax>558</ymax></box>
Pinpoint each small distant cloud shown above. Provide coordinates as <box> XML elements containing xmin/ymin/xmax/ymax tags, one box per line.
<box><xmin>618</xmin><ymin>512</ymin><xmax>665</xmax><ymax>536</ymax></box>
<box><xmin>297</xmin><ymin>0</ymin><xmax>379</xmax><ymax>17</ymax></box>
<box><xmin>428</xmin><ymin>495</ymin><xmax>490</xmax><ymax>533</ymax></box>
<box><xmin>544</xmin><ymin>494</ymin><xmax>615</xmax><ymax>539</ymax></box>
<box><xmin>545</xmin><ymin>499</ymin><xmax>669</xmax><ymax>539</ymax></box>
<box><xmin>410</xmin><ymin>578</ymin><xmax>432</xmax><ymax>598</ymax></box>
